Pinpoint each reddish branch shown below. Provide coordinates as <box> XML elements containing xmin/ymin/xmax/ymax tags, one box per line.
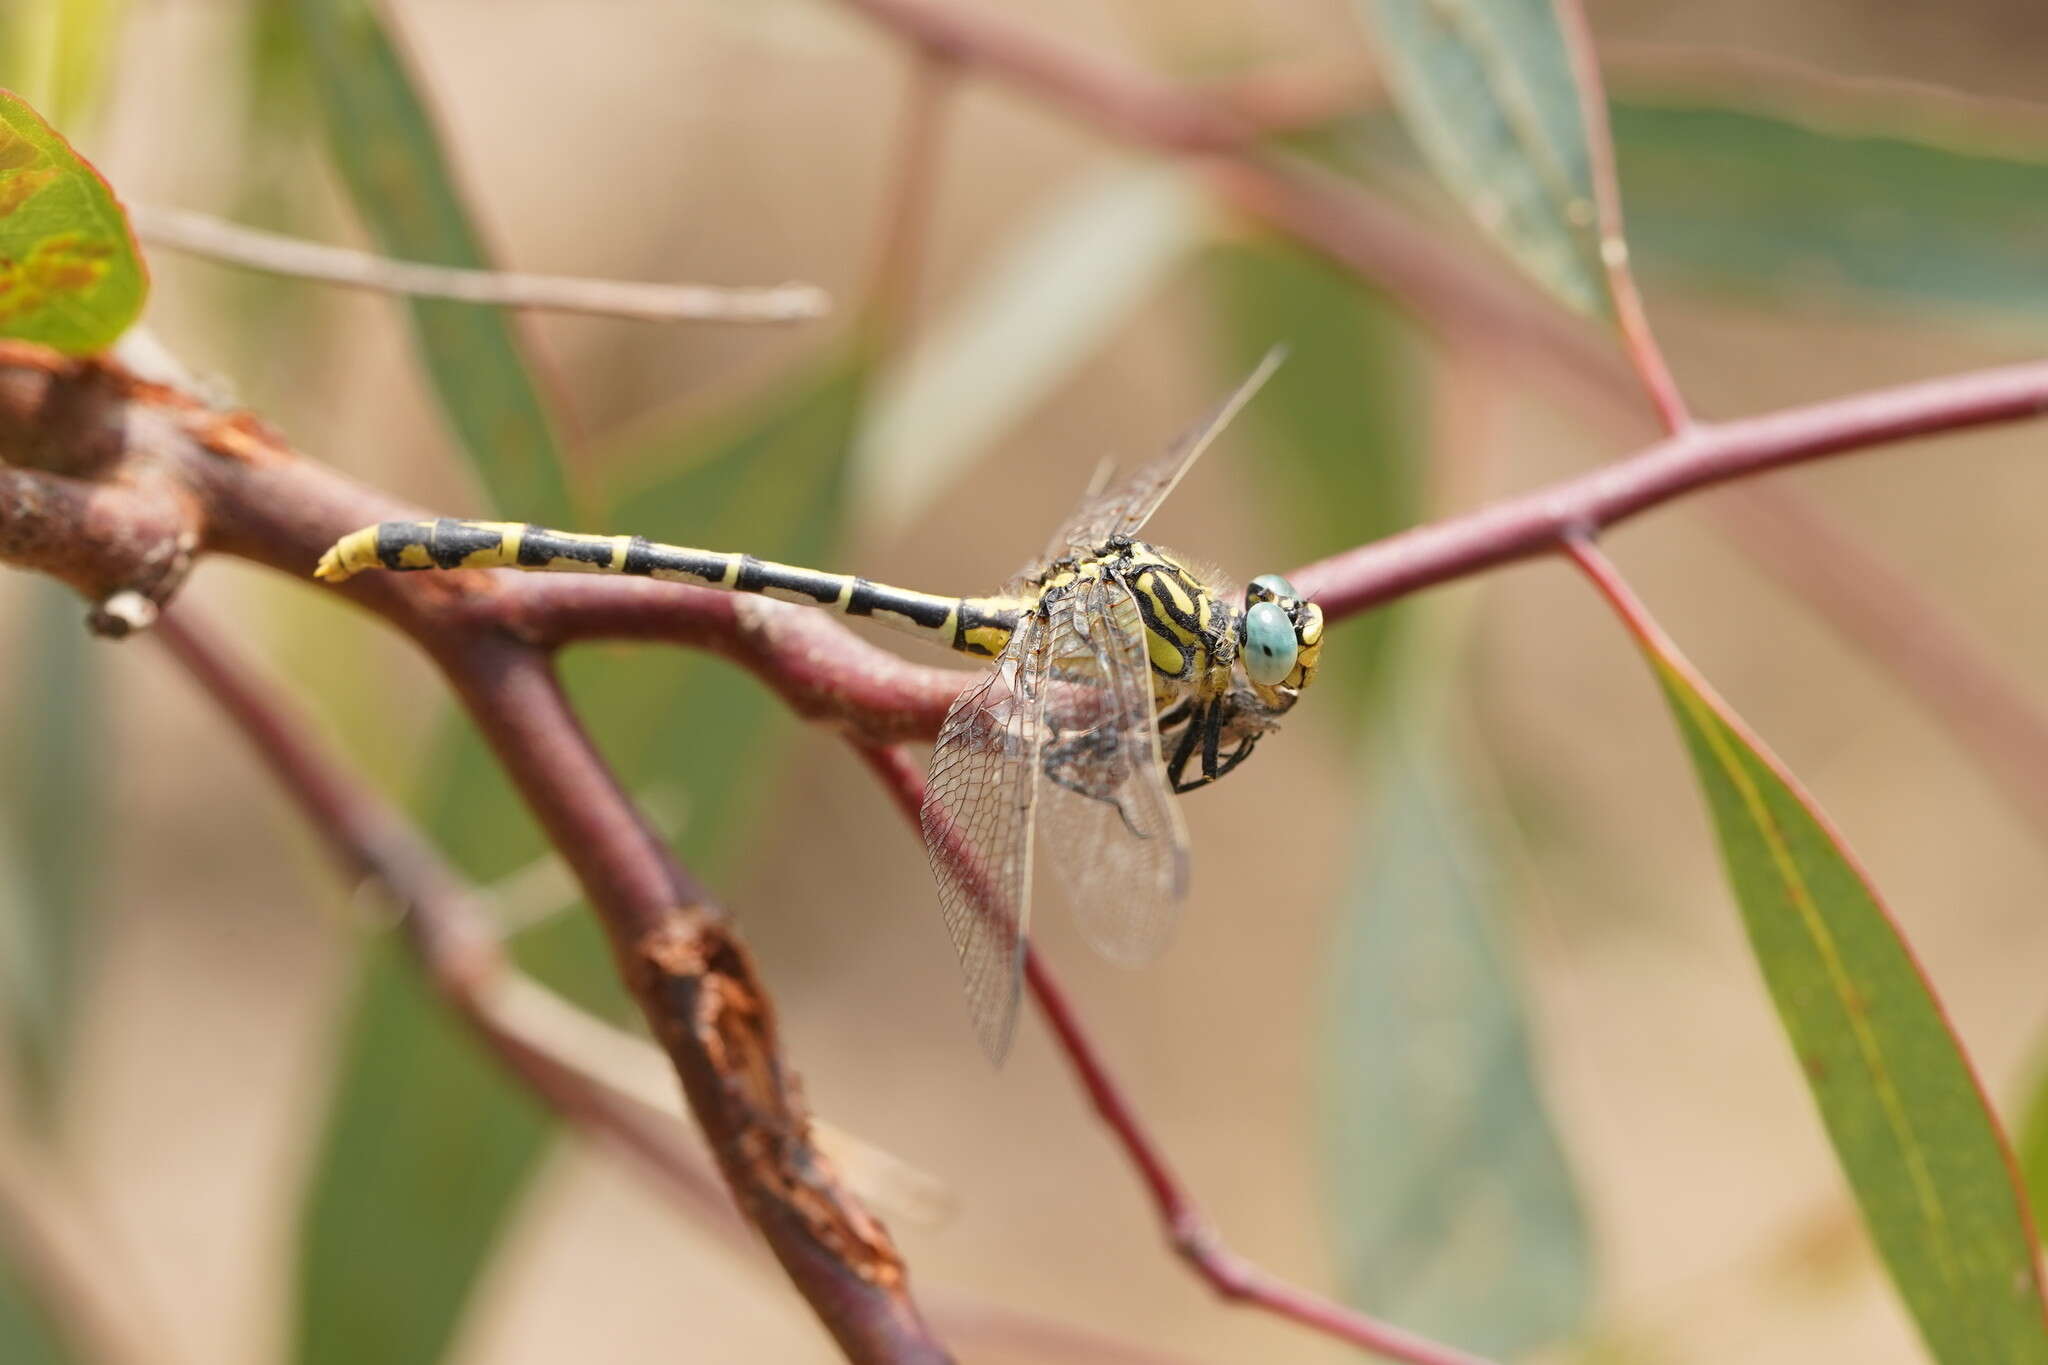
<box><xmin>830</xmin><ymin>0</ymin><xmax>2048</xmax><ymax>869</ymax></box>
<box><xmin>854</xmin><ymin>740</ymin><xmax>1495</xmax><ymax>1365</ymax></box>
<box><xmin>0</xmin><ymin>346</ymin><xmax>947</xmax><ymax>1363</ymax></box>
<box><xmin>0</xmin><ymin>1</ymin><xmax>2034</xmax><ymax>1359</ymax></box>
<box><xmin>1292</xmin><ymin>357</ymin><xmax>2048</xmax><ymax>620</ymax></box>
<box><xmin>0</xmin><ymin>233</ymin><xmax>2045</xmax><ymax>1350</ymax></box>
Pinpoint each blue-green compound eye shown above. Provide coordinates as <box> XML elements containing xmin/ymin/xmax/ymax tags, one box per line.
<box><xmin>1249</xmin><ymin>573</ymin><xmax>1297</xmax><ymax>603</ymax></box>
<box><xmin>1242</xmin><ymin>600</ymin><xmax>1299</xmax><ymax>686</ymax></box>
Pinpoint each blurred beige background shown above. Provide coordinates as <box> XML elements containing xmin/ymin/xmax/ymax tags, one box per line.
<box><xmin>4</xmin><ymin>1</ymin><xmax>2046</xmax><ymax>1362</ymax></box>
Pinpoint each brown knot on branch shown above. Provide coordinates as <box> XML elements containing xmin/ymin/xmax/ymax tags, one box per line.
<box><xmin>0</xmin><ymin>343</ymin><xmax>206</xmax><ymax>631</ymax></box>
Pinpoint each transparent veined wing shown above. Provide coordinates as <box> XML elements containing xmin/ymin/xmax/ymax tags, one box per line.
<box><xmin>1051</xmin><ymin>347</ymin><xmax>1284</xmax><ymax>557</ymax></box>
<box><xmin>920</xmin><ymin>615</ymin><xmax>1053</xmax><ymax>1063</ymax></box>
<box><xmin>1035</xmin><ymin>576</ymin><xmax>1191</xmax><ymax>965</ymax></box>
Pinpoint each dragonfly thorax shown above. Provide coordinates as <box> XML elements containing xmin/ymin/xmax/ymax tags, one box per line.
<box><xmin>1034</xmin><ymin>538</ymin><xmax>1235</xmax><ymax>689</ymax></box>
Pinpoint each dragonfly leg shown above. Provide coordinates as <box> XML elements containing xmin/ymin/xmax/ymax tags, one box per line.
<box><xmin>1163</xmin><ymin>704</ymin><xmax>1206</xmax><ymax>792</ymax></box>
<box><xmin>1207</xmin><ymin>730</ymin><xmax>1260</xmax><ymax>783</ymax></box>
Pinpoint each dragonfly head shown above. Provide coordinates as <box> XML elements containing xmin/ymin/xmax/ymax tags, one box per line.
<box><xmin>1237</xmin><ymin>573</ymin><xmax>1323</xmax><ymax>710</ymax></box>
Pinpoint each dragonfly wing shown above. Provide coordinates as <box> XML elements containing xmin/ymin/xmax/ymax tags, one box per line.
<box><xmin>920</xmin><ymin>615</ymin><xmax>1053</xmax><ymax>1063</ymax></box>
<box><xmin>1051</xmin><ymin>348</ymin><xmax>1285</xmax><ymax>555</ymax></box>
<box><xmin>1036</xmin><ymin>577</ymin><xmax>1191</xmax><ymax>966</ymax></box>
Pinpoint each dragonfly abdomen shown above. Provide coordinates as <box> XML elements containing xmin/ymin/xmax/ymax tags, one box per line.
<box><xmin>316</xmin><ymin>518</ymin><xmax>1023</xmax><ymax>658</ymax></box>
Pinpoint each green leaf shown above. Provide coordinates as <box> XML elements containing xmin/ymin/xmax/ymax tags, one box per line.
<box><xmin>1326</xmin><ymin>694</ymin><xmax>1591</xmax><ymax>1356</ymax></box>
<box><xmin>1200</xmin><ymin>238</ymin><xmax>1426</xmax><ymax>713</ymax></box>
<box><xmin>0</xmin><ymin>584</ymin><xmax>104</xmax><ymax>1118</ymax></box>
<box><xmin>1614</xmin><ymin>100</ymin><xmax>2048</xmax><ymax>322</ymax></box>
<box><xmin>291</xmin><ymin>352</ymin><xmax>866</xmax><ymax>1365</ymax></box>
<box><xmin>1353</xmin><ymin>0</ymin><xmax>1609</xmax><ymax>315</ymax></box>
<box><xmin>1605</xmin><ymin>568</ymin><xmax>2048</xmax><ymax>1363</ymax></box>
<box><xmin>855</xmin><ymin>163</ymin><xmax>1205</xmax><ymax>535</ymax></box>
<box><xmin>2017</xmin><ymin>1057</ymin><xmax>2048</xmax><ymax>1236</ymax></box>
<box><xmin>282</xmin><ymin>0</ymin><xmax>570</xmax><ymax>523</ymax></box>
<box><xmin>293</xmin><ymin>928</ymin><xmax>558</xmax><ymax>1365</ymax></box>
<box><xmin>0</xmin><ymin>89</ymin><xmax>145</xmax><ymax>353</ymax></box>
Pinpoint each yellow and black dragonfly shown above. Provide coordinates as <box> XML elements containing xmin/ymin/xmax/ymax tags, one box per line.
<box><xmin>316</xmin><ymin>353</ymin><xmax>1322</xmax><ymax>1061</ymax></box>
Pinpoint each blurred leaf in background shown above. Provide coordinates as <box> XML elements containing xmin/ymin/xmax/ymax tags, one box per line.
<box><xmin>856</xmin><ymin>163</ymin><xmax>1206</xmax><ymax>537</ymax></box>
<box><xmin>1326</xmin><ymin>681</ymin><xmax>1591</xmax><ymax>1358</ymax></box>
<box><xmin>1352</xmin><ymin>0</ymin><xmax>1610</xmax><ymax>317</ymax></box>
<box><xmin>0</xmin><ymin>590</ymin><xmax>105</xmax><ymax>1123</ymax></box>
<box><xmin>1329</xmin><ymin>87</ymin><xmax>2048</xmax><ymax>327</ymax></box>
<box><xmin>0</xmin><ymin>0</ymin><xmax>126</xmax><ymax>136</ymax></box>
<box><xmin>1614</xmin><ymin>99</ymin><xmax>2048</xmax><ymax>324</ymax></box>
<box><xmin>283</xmin><ymin>0</ymin><xmax>571</xmax><ymax>523</ymax></box>
<box><xmin>294</xmin><ymin>928</ymin><xmax>560</xmax><ymax>1365</ymax></box>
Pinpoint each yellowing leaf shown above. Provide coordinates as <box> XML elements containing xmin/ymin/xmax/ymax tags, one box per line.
<box><xmin>0</xmin><ymin>90</ymin><xmax>145</xmax><ymax>352</ymax></box>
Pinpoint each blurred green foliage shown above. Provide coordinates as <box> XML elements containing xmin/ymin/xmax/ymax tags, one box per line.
<box><xmin>1616</xmin><ymin>101</ymin><xmax>2048</xmax><ymax>322</ymax></box>
<box><xmin>1327</xmin><ymin>696</ymin><xmax>1591</xmax><ymax>1356</ymax></box>
<box><xmin>1353</xmin><ymin>0</ymin><xmax>1610</xmax><ymax>317</ymax></box>
<box><xmin>0</xmin><ymin>588</ymin><xmax>104</xmax><ymax>1123</ymax></box>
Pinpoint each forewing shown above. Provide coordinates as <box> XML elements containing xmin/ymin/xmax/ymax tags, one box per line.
<box><xmin>920</xmin><ymin>617</ymin><xmax>1051</xmax><ymax>1063</ymax></box>
<box><xmin>1036</xmin><ymin>578</ymin><xmax>1191</xmax><ymax>966</ymax></box>
<box><xmin>1051</xmin><ymin>348</ymin><xmax>1284</xmax><ymax>555</ymax></box>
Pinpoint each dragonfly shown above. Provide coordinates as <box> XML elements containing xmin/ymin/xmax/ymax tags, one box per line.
<box><xmin>314</xmin><ymin>352</ymin><xmax>1323</xmax><ymax>1062</ymax></box>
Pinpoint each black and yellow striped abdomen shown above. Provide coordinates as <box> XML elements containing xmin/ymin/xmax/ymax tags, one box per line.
<box><xmin>316</xmin><ymin>518</ymin><xmax>1025</xmax><ymax>659</ymax></box>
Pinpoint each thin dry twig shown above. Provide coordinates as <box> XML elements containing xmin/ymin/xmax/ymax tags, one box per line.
<box><xmin>852</xmin><ymin>742</ymin><xmax>1497</xmax><ymax>1365</ymax></box>
<box><xmin>861</xmin><ymin>53</ymin><xmax>961</xmax><ymax>351</ymax></box>
<box><xmin>133</xmin><ymin>204</ymin><xmax>831</xmax><ymax>325</ymax></box>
